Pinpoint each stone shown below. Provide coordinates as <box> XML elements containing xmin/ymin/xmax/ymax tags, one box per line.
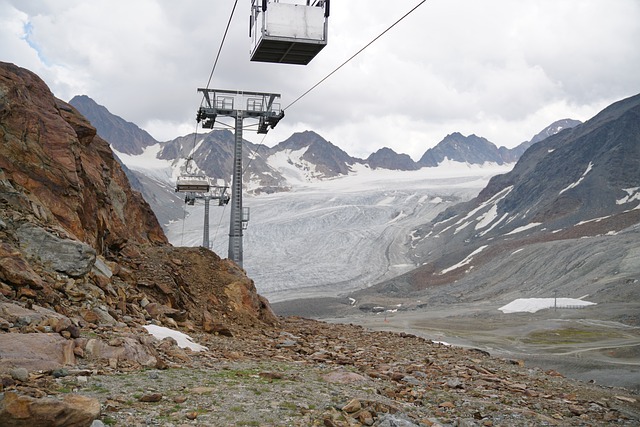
<box><xmin>259</xmin><ymin>372</ymin><xmax>283</xmax><ymax>380</ymax></box>
<box><xmin>0</xmin><ymin>243</ymin><xmax>45</xmax><ymax>289</ymax></box>
<box><xmin>92</xmin><ymin>257</ymin><xmax>112</xmax><ymax>279</ymax></box>
<box><xmin>52</xmin><ymin>368</ymin><xmax>70</xmax><ymax>378</ymax></box>
<box><xmin>17</xmin><ymin>287</ymin><xmax>37</xmax><ymax>299</ymax></box>
<box><xmin>446</xmin><ymin>378</ymin><xmax>464</xmax><ymax>389</ymax></box>
<box><xmin>83</xmin><ymin>337</ymin><xmax>157</xmax><ymax>367</ymax></box>
<box><xmin>202</xmin><ymin>310</ymin><xmax>234</xmax><ymax>336</ymax></box>
<box><xmin>615</xmin><ymin>395</ymin><xmax>637</xmax><ymax>403</ymax></box>
<box><xmin>322</xmin><ymin>371</ymin><xmax>367</xmax><ymax>384</ymax></box>
<box><xmin>139</xmin><ymin>393</ymin><xmax>162</xmax><ymax>402</ymax></box>
<box><xmin>342</xmin><ymin>398</ymin><xmax>362</xmax><ymax>413</ymax></box>
<box><xmin>0</xmin><ymin>391</ymin><xmax>100</xmax><ymax>427</ymax></box>
<box><xmin>376</xmin><ymin>414</ymin><xmax>421</xmax><ymax>427</ymax></box>
<box><xmin>17</xmin><ymin>224</ymin><xmax>97</xmax><ymax>278</ymax></box>
<box><xmin>0</xmin><ymin>333</ymin><xmax>75</xmax><ymax>372</ymax></box>
<box><xmin>80</xmin><ymin>308</ymin><xmax>116</xmax><ymax>326</ymax></box>
<box><xmin>358</xmin><ymin>410</ymin><xmax>374</xmax><ymax>426</ymax></box>
<box><xmin>9</xmin><ymin>368</ymin><xmax>29</xmax><ymax>382</ymax></box>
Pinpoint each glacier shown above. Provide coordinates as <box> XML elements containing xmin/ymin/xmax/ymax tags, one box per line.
<box><xmin>165</xmin><ymin>162</ymin><xmax>514</xmax><ymax>302</ymax></box>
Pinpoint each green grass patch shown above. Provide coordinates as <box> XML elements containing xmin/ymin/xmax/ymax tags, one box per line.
<box><xmin>523</xmin><ymin>328</ymin><xmax>623</xmax><ymax>345</ymax></box>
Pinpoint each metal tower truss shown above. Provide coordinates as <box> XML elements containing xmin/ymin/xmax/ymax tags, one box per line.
<box><xmin>196</xmin><ymin>88</ymin><xmax>284</xmax><ymax>267</ymax></box>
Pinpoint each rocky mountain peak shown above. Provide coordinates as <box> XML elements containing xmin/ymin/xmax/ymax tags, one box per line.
<box><xmin>418</xmin><ymin>132</ymin><xmax>505</xmax><ymax>166</ymax></box>
<box><xmin>271</xmin><ymin>130</ymin><xmax>358</xmax><ymax>177</ymax></box>
<box><xmin>69</xmin><ymin>94</ymin><xmax>158</xmax><ymax>155</ymax></box>
<box><xmin>366</xmin><ymin>147</ymin><xmax>420</xmax><ymax>171</ymax></box>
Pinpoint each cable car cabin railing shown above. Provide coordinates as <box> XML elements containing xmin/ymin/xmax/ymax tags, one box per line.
<box><xmin>250</xmin><ymin>0</ymin><xmax>329</xmax><ymax>65</ymax></box>
<box><xmin>175</xmin><ymin>175</ymin><xmax>211</xmax><ymax>193</ymax></box>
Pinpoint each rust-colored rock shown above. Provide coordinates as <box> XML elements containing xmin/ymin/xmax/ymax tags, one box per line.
<box><xmin>0</xmin><ymin>391</ymin><xmax>100</xmax><ymax>427</ymax></box>
<box><xmin>0</xmin><ymin>243</ymin><xmax>44</xmax><ymax>289</ymax></box>
<box><xmin>0</xmin><ymin>61</ymin><xmax>166</xmax><ymax>253</ymax></box>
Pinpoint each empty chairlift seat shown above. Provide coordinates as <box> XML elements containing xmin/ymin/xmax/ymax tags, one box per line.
<box><xmin>175</xmin><ymin>175</ymin><xmax>211</xmax><ymax>193</ymax></box>
<box><xmin>250</xmin><ymin>0</ymin><xmax>329</xmax><ymax>65</ymax></box>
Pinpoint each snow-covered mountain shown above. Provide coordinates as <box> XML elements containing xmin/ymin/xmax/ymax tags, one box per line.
<box><xmin>70</xmin><ymin>96</ymin><xmax>575</xmax><ymax>199</ymax></box>
<box><xmin>358</xmin><ymin>93</ymin><xmax>640</xmax><ymax>310</ymax></box>
<box><xmin>69</xmin><ymin>95</ymin><xmax>602</xmax><ymax>304</ymax></box>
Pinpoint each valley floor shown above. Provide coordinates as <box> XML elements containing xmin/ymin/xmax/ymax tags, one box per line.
<box><xmin>273</xmin><ymin>299</ymin><xmax>640</xmax><ymax>393</ymax></box>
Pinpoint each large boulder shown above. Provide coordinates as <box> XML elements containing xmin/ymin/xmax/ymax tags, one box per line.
<box><xmin>0</xmin><ymin>333</ymin><xmax>75</xmax><ymax>372</ymax></box>
<box><xmin>17</xmin><ymin>225</ymin><xmax>96</xmax><ymax>277</ymax></box>
<box><xmin>0</xmin><ymin>391</ymin><xmax>100</xmax><ymax>427</ymax></box>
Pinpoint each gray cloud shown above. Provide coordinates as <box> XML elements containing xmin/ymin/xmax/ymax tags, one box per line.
<box><xmin>2</xmin><ymin>0</ymin><xmax>639</xmax><ymax>159</ymax></box>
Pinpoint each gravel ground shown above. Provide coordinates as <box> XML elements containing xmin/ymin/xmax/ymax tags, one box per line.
<box><xmin>41</xmin><ymin>317</ymin><xmax>640</xmax><ymax>427</ymax></box>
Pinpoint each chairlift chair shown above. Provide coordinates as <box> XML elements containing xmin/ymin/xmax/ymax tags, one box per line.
<box><xmin>175</xmin><ymin>175</ymin><xmax>211</xmax><ymax>193</ymax></box>
<box><xmin>250</xmin><ymin>0</ymin><xmax>329</xmax><ymax>65</ymax></box>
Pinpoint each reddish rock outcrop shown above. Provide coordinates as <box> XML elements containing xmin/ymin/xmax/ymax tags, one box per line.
<box><xmin>0</xmin><ymin>62</ymin><xmax>278</xmax><ymax>378</ymax></box>
<box><xmin>0</xmin><ymin>61</ymin><xmax>166</xmax><ymax>252</ymax></box>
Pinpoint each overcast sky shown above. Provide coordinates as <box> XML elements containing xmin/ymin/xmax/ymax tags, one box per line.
<box><xmin>2</xmin><ymin>0</ymin><xmax>639</xmax><ymax>160</ymax></box>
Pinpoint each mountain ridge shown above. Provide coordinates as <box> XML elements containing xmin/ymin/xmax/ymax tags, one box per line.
<box><xmin>69</xmin><ymin>95</ymin><xmax>157</xmax><ymax>155</ymax></box>
<box><xmin>70</xmin><ymin>95</ymin><xmax>580</xmax><ymax>199</ymax></box>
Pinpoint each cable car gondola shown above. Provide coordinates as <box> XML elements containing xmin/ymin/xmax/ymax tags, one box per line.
<box><xmin>250</xmin><ymin>0</ymin><xmax>329</xmax><ymax>65</ymax></box>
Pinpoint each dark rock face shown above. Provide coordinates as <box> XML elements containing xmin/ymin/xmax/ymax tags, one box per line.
<box><xmin>499</xmin><ymin>119</ymin><xmax>582</xmax><ymax>163</ymax></box>
<box><xmin>69</xmin><ymin>94</ymin><xmax>158</xmax><ymax>155</ymax></box>
<box><xmin>479</xmin><ymin>94</ymin><xmax>640</xmax><ymax>231</ymax></box>
<box><xmin>419</xmin><ymin>133</ymin><xmax>504</xmax><ymax>166</ymax></box>
<box><xmin>366</xmin><ymin>147</ymin><xmax>420</xmax><ymax>171</ymax></box>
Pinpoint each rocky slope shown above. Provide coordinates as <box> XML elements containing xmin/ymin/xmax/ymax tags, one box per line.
<box><xmin>0</xmin><ymin>62</ymin><xmax>277</xmax><ymax>424</ymax></box>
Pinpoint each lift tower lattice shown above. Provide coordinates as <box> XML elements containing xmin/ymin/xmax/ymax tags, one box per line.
<box><xmin>197</xmin><ymin>88</ymin><xmax>284</xmax><ymax>268</ymax></box>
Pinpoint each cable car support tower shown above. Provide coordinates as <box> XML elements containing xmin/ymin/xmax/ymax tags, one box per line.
<box><xmin>196</xmin><ymin>88</ymin><xmax>284</xmax><ymax>268</ymax></box>
<box><xmin>175</xmin><ymin>161</ymin><xmax>230</xmax><ymax>249</ymax></box>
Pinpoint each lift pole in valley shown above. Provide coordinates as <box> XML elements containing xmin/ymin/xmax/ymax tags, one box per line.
<box><xmin>196</xmin><ymin>88</ymin><xmax>284</xmax><ymax>267</ymax></box>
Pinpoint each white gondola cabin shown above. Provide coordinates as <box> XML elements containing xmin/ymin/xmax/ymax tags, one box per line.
<box><xmin>250</xmin><ymin>0</ymin><xmax>329</xmax><ymax>65</ymax></box>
